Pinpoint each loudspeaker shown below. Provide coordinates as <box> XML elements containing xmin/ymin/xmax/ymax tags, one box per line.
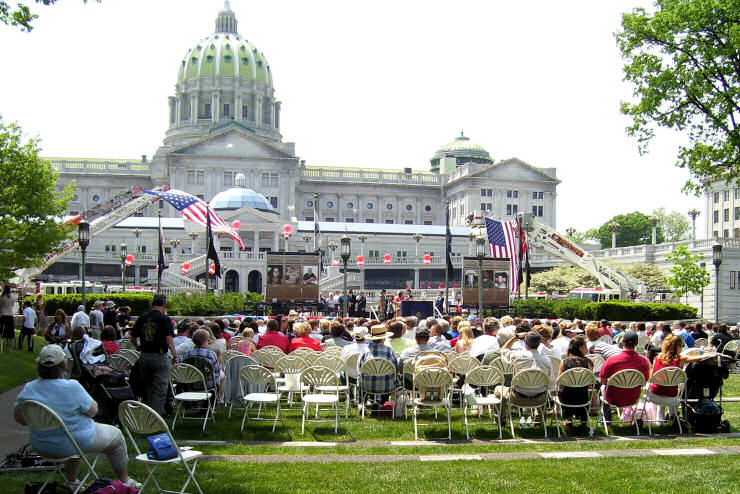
<box><xmin>400</xmin><ymin>300</ymin><xmax>433</xmax><ymax>319</ymax></box>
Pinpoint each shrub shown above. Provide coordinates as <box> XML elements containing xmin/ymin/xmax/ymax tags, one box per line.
<box><xmin>27</xmin><ymin>293</ymin><xmax>154</xmax><ymax>316</ymax></box>
<box><xmin>165</xmin><ymin>292</ymin><xmax>264</xmax><ymax>316</ymax></box>
<box><xmin>510</xmin><ymin>298</ymin><xmax>696</xmax><ymax>321</ymax></box>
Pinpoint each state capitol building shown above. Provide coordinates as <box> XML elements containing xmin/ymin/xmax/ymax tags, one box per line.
<box><xmin>44</xmin><ymin>3</ymin><xmax>560</xmax><ymax>294</ymax></box>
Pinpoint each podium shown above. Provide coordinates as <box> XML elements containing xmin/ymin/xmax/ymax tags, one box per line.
<box><xmin>400</xmin><ymin>300</ymin><xmax>434</xmax><ymax>319</ymax></box>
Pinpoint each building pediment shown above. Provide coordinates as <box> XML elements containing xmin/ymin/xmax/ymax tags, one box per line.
<box><xmin>168</xmin><ymin>125</ymin><xmax>296</xmax><ymax>159</ymax></box>
<box><xmin>219</xmin><ymin>205</ymin><xmax>282</xmax><ymax>224</ymax></box>
<box><xmin>472</xmin><ymin>158</ymin><xmax>560</xmax><ymax>184</ymax></box>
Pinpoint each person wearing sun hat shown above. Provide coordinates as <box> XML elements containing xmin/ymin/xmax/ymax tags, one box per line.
<box><xmin>14</xmin><ymin>345</ymin><xmax>141</xmax><ymax>490</ymax></box>
<box><xmin>357</xmin><ymin>324</ymin><xmax>399</xmax><ymax>407</ymax></box>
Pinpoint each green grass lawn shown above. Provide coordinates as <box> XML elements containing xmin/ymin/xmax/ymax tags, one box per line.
<box><xmin>1</xmin><ymin>456</ymin><xmax>739</xmax><ymax>493</ymax></box>
<box><xmin>0</xmin><ymin>333</ymin><xmax>47</xmax><ymax>394</ymax></box>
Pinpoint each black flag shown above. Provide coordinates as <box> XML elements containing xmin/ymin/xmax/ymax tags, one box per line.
<box><xmin>445</xmin><ymin>205</ymin><xmax>454</xmax><ymax>279</ymax></box>
<box><xmin>157</xmin><ymin>213</ymin><xmax>167</xmax><ymax>286</ymax></box>
<box><xmin>207</xmin><ymin>208</ymin><xmax>221</xmax><ymax>278</ymax></box>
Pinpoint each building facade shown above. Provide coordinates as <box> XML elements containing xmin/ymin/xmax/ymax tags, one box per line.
<box><xmin>45</xmin><ymin>3</ymin><xmax>559</xmax><ymax>294</ymax></box>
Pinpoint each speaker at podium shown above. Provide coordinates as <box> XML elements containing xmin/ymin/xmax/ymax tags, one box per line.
<box><xmin>400</xmin><ymin>300</ymin><xmax>434</xmax><ymax>319</ymax></box>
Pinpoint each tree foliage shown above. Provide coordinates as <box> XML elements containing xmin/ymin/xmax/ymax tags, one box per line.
<box><xmin>651</xmin><ymin>207</ymin><xmax>691</xmax><ymax>242</ymax></box>
<box><xmin>0</xmin><ymin>118</ymin><xmax>73</xmax><ymax>281</ymax></box>
<box><xmin>618</xmin><ymin>262</ymin><xmax>669</xmax><ymax>289</ymax></box>
<box><xmin>616</xmin><ymin>0</ymin><xmax>740</xmax><ymax>194</ymax></box>
<box><xmin>595</xmin><ymin>212</ymin><xmax>663</xmax><ymax>248</ymax></box>
<box><xmin>529</xmin><ymin>266</ymin><xmax>598</xmax><ymax>294</ymax></box>
<box><xmin>1</xmin><ymin>0</ymin><xmax>97</xmax><ymax>31</ymax></box>
<box><xmin>665</xmin><ymin>244</ymin><xmax>710</xmax><ymax>301</ymax></box>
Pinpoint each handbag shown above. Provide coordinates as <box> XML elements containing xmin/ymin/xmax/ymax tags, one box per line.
<box><xmin>146</xmin><ymin>433</ymin><xmax>178</xmax><ymax>460</ymax></box>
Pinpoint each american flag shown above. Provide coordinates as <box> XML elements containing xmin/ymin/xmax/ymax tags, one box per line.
<box><xmin>486</xmin><ymin>218</ymin><xmax>521</xmax><ymax>292</ymax></box>
<box><xmin>145</xmin><ymin>189</ymin><xmax>244</xmax><ymax>249</ymax></box>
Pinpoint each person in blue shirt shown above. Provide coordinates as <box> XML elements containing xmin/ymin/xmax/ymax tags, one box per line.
<box><xmin>14</xmin><ymin>345</ymin><xmax>141</xmax><ymax>490</ymax></box>
<box><xmin>675</xmin><ymin>321</ymin><xmax>695</xmax><ymax>348</ymax></box>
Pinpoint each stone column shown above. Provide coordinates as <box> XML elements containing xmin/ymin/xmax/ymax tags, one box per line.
<box><xmin>235</xmin><ymin>94</ymin><xmax>242</xmax><ymax>122</ymax></box>
<box><xmin>255</xmin><ymin>95</ymin><xmax>263</xmax><ymax>126</ymax></box>
<box><xmin>175</xmin><ymin>95</ymin><xmax>183</xmax><ymax>125</ymax></box>
<box><xmin>273</xmin><ymin>231</ymin><xmax>279</xmax><ymax>251</ymax></box>
<box><xmin>253</xmin><ymin>230</ymin><xmax>259</xmax><ymax>253</ymax></box>
<box><xmin>212</xmin><ymin>92</ymin><xmax>220</xmax><ymax>124</ymax></box>
<box><xmin>275</xmin><ymin>101</ymin><xmax>281</xmax><ymax>130</ymax></box>
<box><xmin>168</xmin><ymin>97</ymin><xmax>176</xmax><ymax>126</ymax></box>
<box><xmin>190</xmin><ymin>93</ymin><xmax>199</xmax><ymax>124</ymax></box>
<box><xmin>414</xmin><ymin>268</ymin><xmax>420</xmax><ymax>289</ymax></box>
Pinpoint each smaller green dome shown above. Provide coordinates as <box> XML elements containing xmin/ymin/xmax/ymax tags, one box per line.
<box><xmin>430</xmin><ymin>132</ymin><xmax>493</xmax><ymax>173</ymax></box>
<box><xmin>437</xmin><ymin>132</ymin><xmax>490</xmax><ymax>156</ymax></box>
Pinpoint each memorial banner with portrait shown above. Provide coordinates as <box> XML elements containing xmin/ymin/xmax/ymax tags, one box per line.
<box><xmin>265</xmin><ymin>252</ymin><xmax>321</xmax><ymax>302</ymax></box>
<box><xmin>462</xmin><ymin>257</ymin><xmax>510</xmax><ymax>306</ymax></box>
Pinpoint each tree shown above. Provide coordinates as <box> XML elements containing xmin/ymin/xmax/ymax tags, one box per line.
<box><xmin>665</xmin><ymin>244</ymin><xmax>710</xmax><ymax>302</ymax></box>
<box><xmin>651</xmin><ymin>207</ymin><xmax>691</xmax><ymax>242</ymax></box>
<box><xmin>529</xmin><ymin>266</ymin><xmax>598</xmax><ymax>294</ymax></box>
<box><xmin>616</xmin><ymin>0</ymin><xmax>740</xmax><ymax>194</ymax></box>
<box><xmin>617</xmin><ymin>262</ymin><xmax>669</xmax><ymax>289</ymax></box>
<box><xmin>594</xmin><ymin>212</ymin><xmax>664</xmax><ymax>248</ymax></box>
<box><xmin>0</xmin><ymin>118</ymin><xmax>73</xmax><ymax>281</ymax></box>
<box><xmin>1</xmin><ymin>0</ymin><xmax>98</xmax><ymax>31</ymax></box>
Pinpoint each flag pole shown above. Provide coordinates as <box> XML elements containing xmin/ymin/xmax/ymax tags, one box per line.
<box><xmin>444</xmin><ymin>200</ymin><xmax>450</xmax><ymax>314</ymax></box>
<box><xmin>157</xmin><ymin>210</ymin><xmax>162</xmax><ymax>292</ymax></box>
<box><xmin>313</xmin><ymin>193</ymin><xmax>320</xmax><ymax>252</ymax></box>
<box><xmin>205</xmin><ymin>208</ymin><xmax>211</xmax><ymax>295</ymax></box>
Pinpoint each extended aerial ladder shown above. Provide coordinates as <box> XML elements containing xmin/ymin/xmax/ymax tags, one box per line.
<box><xmin>15</xmin><ymin>185</ymin><xmax>168</xmax><ymax>284</ymax></box>
<box><xmin>518</xmin><ymin>213</ymin><xmax>647</xmax><ymax>300</ymax></box>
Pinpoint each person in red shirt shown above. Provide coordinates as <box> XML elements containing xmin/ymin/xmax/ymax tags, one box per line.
<box><xmin>600</xmin><ymin>330</ymin><xmax>650</xmax><ymax>409</ymax></box>
<box><xmin>256</xmin><ymin>318</ymin><xmax>289</xmax><ymax>353</ymax></box>
<box><xmin>649</xmin><ymin>334</ymin><xmax>705</xmax><ymax>398</ymax></box>
<box><xmin>598</xmin><ymin>319</ymin><xmax>612</xmax><ymax>339</ymax></box>
<box><xmin>100</xmin><ymin>325</ymin><xmax>121</xmax><ymax>355</ymax></box>
<box><xmin>288</xmin><ymin>321</ymin><xmax>322</xmax><ymax>353</ymax></box>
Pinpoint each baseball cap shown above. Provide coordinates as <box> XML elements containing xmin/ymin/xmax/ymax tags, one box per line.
<box><xmin>37</xmin><ymin>345</ymin><xmax>66</xmax><ymax>367</ymax></box>
<box><xmin>622</xmin><ymin>330</ymin><xmax>638</xmax><ymax>346</ymax></box>
<box><xmin>354</xmin><ymin>326</ymin><xmax>369</xmax><ymax>340</ymax></box>
<box><xmin>415</xmin><ymin>327</ymin><xmax>430</xmax><ymax>338</ymax></box>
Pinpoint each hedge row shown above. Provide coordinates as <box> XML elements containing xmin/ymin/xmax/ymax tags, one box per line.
<box><xmin>509</xmin><ymin>298</ymin><xmax>697</xmax><ymax>321</ymax></box>
<box><xmin>165</xmin><ymin>292</ymin><xmax>264</xmax><ymax>316</ymax></box>
<box><xmin>25</xmin><ymin>293</ymin><xmax>154</xmax><ymax>316</ymax></box>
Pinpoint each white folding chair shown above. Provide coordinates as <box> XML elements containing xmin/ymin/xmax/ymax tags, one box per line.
<box><xmin>489</xmin><ymin>356</ymin><xmax>513</xmax><ymax>387</ymax></box>
<box><xmin>448</xmin><ymin>353</ymin><xmax>480</xmax><ymax>409</ymax></box>
<box><xmin>19</xmin><ymin>400</ymin><xmax>99</xmax><ymax>494</ymax></box>
<box><xmin>343</xmin><ymin>352</ymin><xmax>360</xmax><ymax>404</ymax></box>
<box><xmin>118</xmin><ymin>400</ymin><xmax>203</xmax><ymax>494</ymax></box>
<box><xmin>108</xmin><ymin>353</ymin><xmax>134</xmax><ymax>373</ymax></box>
<box><xmin>300</xmin><ymin>366</ymin><xmax>341</xmax><ymax>434</ymax></box>
<box><xmin>586</xmin><ymin>354</ymin><xmax>605</xmax><ymax>374</ymax></box>
<box><xmin>274</xmin><ymin>355</ymin><xmax>309</xmax><ymax>408</ymax></box>
<box><xmin>693</xmin><ymin>338</ymin><xmax>708</xmax><ymax>349</ymax></box>
<box><xmin>412</xmin><ymin>368</ymin><xmax>453</xmax><ymax>440</ymax></box>
<box><xmin>598</xmin><ymin>335</ymin><xmax>613</xmax><ymax>344</ymax></box>
<box><xmin>169</xmin><ymin>363</ymin><xmax>215</xmax><ymax>432</ymax></box>
<box><xmin>462</xmin><ymin>366</ymin><xmax>503</xmax><ymax>440</ymax></box>
<box><xmin>324</xmin><ymin>345</ymin><xmax>343</xmax><ymax>356</ymax></box>
<box><xmin>508</xmin><ymin>369</ymin><xmax>550</xmax><ymax>439</ymax></box>
<box><xmin>225</xmin><ymin>354</ymin><xmax>260</xmax><ymax>418</ymax></box>
<box><xmin>239</xmin><ymin>365</ymin><xmax>282</xmax><ymax>432</ymax></box>
<box><xmin>597</xmin><ymin>368</ymin><xmax>647</xmax><ymax>436</ymax></box>
<box><xmin>358</xmin><ymin>357</ymin><xmax>398</xmax><ymax>418</ymax></box>
<box><xmin>119</xmin><ymin>338</ymin><xmax>136</xmax><ymax>351</ymax></box>
<box><xmin>315</xmin><ymin>354</ymin><xmax>351</xmax><ymax>417</ymax></box>
<box><xmin>554</xmin><ymin>367</ymin><xmax>597</xmax><ymax>437</ymax></box>
<box><xmin>643</xmin><ymin>366</ymin><xmax>687</xmax><ymax>434</ymax></box>
<box><xmin>723</xmin><ymin>340</ymin><xmax>740</xmax><ymax>358</ymax></box>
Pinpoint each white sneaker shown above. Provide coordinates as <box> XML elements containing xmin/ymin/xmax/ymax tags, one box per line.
<box><xmin>123</xmin><ymin>478</ymin><xmax>142</xmax><ymax>489</ymax></box>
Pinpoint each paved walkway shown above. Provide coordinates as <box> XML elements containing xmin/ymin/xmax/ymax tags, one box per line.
<box><xmin>201</xmin><ymin>445</ymin><xmax>740</xmax><ymax>463</ymax></box>
<box><xmin>0</xmin><ymin>386</ymin><xmax>31</xmax><ymax>458</ymax></box>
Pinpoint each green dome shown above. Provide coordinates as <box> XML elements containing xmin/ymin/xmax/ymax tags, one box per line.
<box><xmin>177</xmin><ymin>34</ymin><xmax>273</xmax><ymax>87</ymax></box>
<box><xmin>430</xmin><ymin>132</ymin><xmax>492</xmax><ymax>173</ymax></box>
<box><xmin>437</xmin><ymin>132</ymin><xmax>490</xmax><ymax>156</ymax></box>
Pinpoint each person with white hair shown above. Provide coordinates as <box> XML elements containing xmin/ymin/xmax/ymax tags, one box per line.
<box><xmin>70</xmin><ymin>305</ymin><xmax>90</xmax><ymax>331</ymax></box>
<box><xmin>482</xmin><ymin>327</ymin><xmax>515</xmax><ymax>365</ymax></box>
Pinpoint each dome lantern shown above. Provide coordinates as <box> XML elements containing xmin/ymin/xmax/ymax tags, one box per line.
<box><xmin>215</xmin><ymin>1</ymin><xmax>238</xmax><ymax>35</ymax></box>
<box><xmin>430</xmin><ymin>131</ymin><xmax>493</xmax><ymax>174</ymax></box>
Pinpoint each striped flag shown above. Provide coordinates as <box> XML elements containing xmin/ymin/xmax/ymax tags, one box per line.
<box><xmin>485</xmin><ymin>218</ymin><xmax>521</xmax><ymax>292</ymax></box>
<box><xmin>145</xmin><ymin>189</ymin><xmax>244</xmax><ymax>249</ymax></box>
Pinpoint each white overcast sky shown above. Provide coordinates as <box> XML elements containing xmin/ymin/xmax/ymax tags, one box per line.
<box><xmin>0</xmin><ymin>0</ymin><xmax>704</xmax><ymax>232</ymax></box>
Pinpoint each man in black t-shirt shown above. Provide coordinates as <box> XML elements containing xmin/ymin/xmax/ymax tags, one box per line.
<box><xmin>130</xmin><ymin>294</ymin><xmax>177</xmax><ymax>415</ymax></box>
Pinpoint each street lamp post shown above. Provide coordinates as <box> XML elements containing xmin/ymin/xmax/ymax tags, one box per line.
<box><xmin>475</xmin><ymin>234</ymin><xmax>486</xmax><ymax>318</ymax></box>
<box><xmin>78</xmin><ymin>219</ymin><xmax>90</xmax><ymax>308</ymax></box>
<box><xmin>302</xmin><ymin>234</ymin><xmax>312</xmax><ymax>251</ymax></box>
<box><xmin>609</xmin><ymin>222</ymin><xmax>620</xmax><ymax>248</ymax></box>
<box><xmin>188</xmin><ymin>231</ymin><xmax>198</xmax><ymax>257</ymax></box>
<box><xmin>328</xmin><ymin>241</ymin><xmax>338</xmax><ymax>273</ymax></box>
<box><xmin>412</xmin><ymin>233</ymin><xmax>423</xmax><ymax>257</ymax></box>
<box><xmin>358</xmin><ymin>234</ymin><xmax>368</xmax><ymax>256</ymax></box>
<box><xmin>649</xmin><ymin>216</ymin><xmax>659</xmax><ymax>245</ymax></box>
<box><xmin>699</xmin><ymin>262</ymin><xmax>706</xmax><ymax>318</ymax></box>
<box><xmin>566</xmin><ymin>227</ymin><xmax>576</xmax><ymax>238</ymax></box>
<box><xmin>713</xmin><ymin>244</ymin><xmax>722</xmax><ymax>323</ymax></box>
<box><xmin>132</xmin><ymin>229</ymin><xmax>142</xmax><ymax>285</ymax></box>
<box><xmin>120</xmin><ymin>243</ymin><xmax>127</xmax><ymax>292</ymax></box>
<box><xmin>688</xmin><ymin>209</ymin><xmax>700</xmax><ymax>240</ymax></box>
<box><xmin>340</xmin><ymin>235</ymin><xmax>351</xmax><ymax>317</ymax></box>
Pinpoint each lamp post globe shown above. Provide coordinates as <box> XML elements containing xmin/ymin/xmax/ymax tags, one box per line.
<box><xmin>340</xmin><ymin>234</ymin><xmax>351</xmax><ymax>317</ymax></box>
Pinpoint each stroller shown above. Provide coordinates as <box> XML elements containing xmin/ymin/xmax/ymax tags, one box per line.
<box><xmin>68</xmin><ymin>340</ymin><xmax>135</xmax><ymax>425</ymax></box>
<box><xmin>683</xmin><ymin>353</ymin><xmax>735</xmax><ymax>433</ymax></box>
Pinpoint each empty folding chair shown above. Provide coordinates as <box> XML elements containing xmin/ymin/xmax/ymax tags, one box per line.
<box><xmin>462</xmin><ymin>366</ymin><xmax>504</xmax><ymax>440</ymax></box>
<box><xmin>412</xmin><ymin>367</ymin><xmax>454</xmax><ymax>440</ymax></box>
<box><xmin>169</xmin><ymin>363</ymin><xmax>215</xmax><ymax>431</ymax></box>
<box><xmin>300</xmin><ymin>366</ymin><xmax>341</xmax><ymax>434</ymax></box>
<box><xmin>239</xmin><ymin>365</ymin><xmax>282</xmax><ymax>432</ymax></box>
